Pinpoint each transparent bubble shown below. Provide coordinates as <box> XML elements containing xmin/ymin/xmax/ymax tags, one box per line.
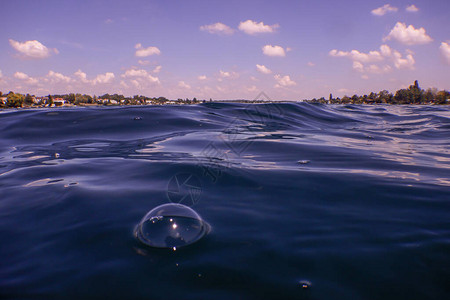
<box><xmin>134</xmin><ymin>203</ymin><xmax>209</xmax><ymax>249</ymax></box>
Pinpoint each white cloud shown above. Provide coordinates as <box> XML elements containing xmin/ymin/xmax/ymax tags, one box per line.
<box><xmin>440</xmin><ymin>42</ymin><xmax>450</xmax><ymax>64</ymax></box>
<box><xmin>406</xmin><ymin>4</ymin><xmax>419</xmax><ymax>12</ymax></box>
<box><xmin>220</xmin><ymin>70</ymin><xmax>230</xmax><ymax>78</ymax></box>
<box><xmin>135</xmin><ymin>43</ymin><xmax>161</xmax><ymax>57</ymax></box>
<box><xmin>93</xmin><ymin>72</ymin><xmax>115</xmax><ymax>84</ymax></box>
<box><xmin>352</xmin><ymin>61</ymin><xmax>364</xmax><ymax>72</ymax></box>
<box><xmin>219</xmin><ymin>70</ymin><xmax>238</xmax><ymax>79</ymax></box>
<box><xmin>247</xmin><ymin>85</ymin><xmax>257</xmax><ymax>92</ymax></box>
<box><xmin>384</xmin><ymin>22</ymin><xmax>432</xmax><ymax>45</ymax></box>
<box><xmin>14</xmin><ymin>72</ymin><xmax>30</xmax><ymax>80</ymax></box>
<box><xmin>330</xmin><ymin>44</ymin><xmax>415</xmax><ymax>72</ymax></box>
<box><xmin>307</xmin><ymin>62</ymin><xmax>315</xmax><ymax>67</ymax></box>
<box><xmin>138</xmin><ymin>60</ymin><xmax>150</xmax><ymax>65</ymax></box>
<box><xmin>14</xmin><ymin>71</ymin><xmax>38</xmax><ymax>84</ymax></box>
<box><xmin>9</xmin><ymin>39</ymin><xmax>58</xmax><ymax>59</ymax></box>
<box><xmin>329</xmin><ymin>48</ymin><xmax>383</xmax><ymax>63</ymax></box>
<box><xmin>367</xmin><ymin>64</ymin><xmax>393</xmax><ymax>74</ymax></box>
<box><xmin>200</xmin><ymin>22</ymin><xmax>234</xmax><ymax>35</ymax></box>
<box><xmin>371</xmin><ymin>4</ymin><xmax>398</xmax><ymax>16</ymax></box>
<box><xmin>74</xmin><ymin>69</ymin><xmax>89</xmax><ymax>83</ymax></box>
<box><xmin>47</xmin><ymin>70</ymin><xmax>71</xmax><ymax>83</ymax></box>
<box><xmin>262</xmin><ymin>45</ymin><xmax>286</xmax><ymax>57</ymax></box>
<box><xmin>198</xmin><ymin>75</ymin><xmax>207</xmax><ymax>80</ymax></box>
<box><xmin>256</xmin><ymin>64</ymin><xmax>272</xmax><ymax>74</ymax></box>
<box><xmin>274</xmin><ymin>74</ymin><xmax>296</xmax><ymax>88</ymax></box>
<box><xmin>121</xmin><ymin>68</ymin><xmax>160</xmax><ymax>84</ymax></box>
<box><xmin>338</xmin><ymin>88</ymin><xmax>353</xmax><ymax>94</ymax></box>
<box><xmin>352</xmin><ymin>61</ymin><xmax>393</xmax><ymax>74</ymax></box>
<box><xmin>392</xmin><ymin>50</ymin><xmax>415</xmax><ymax>69</ymax></box>
<box><xmin>152</xmin><ymin>65</ymin><xmax>162</xmax><ymax>73</ymax></box>
<box><xmin>238</xmin><ymin>20</ymin><xmax>279</xmax><ymax>35</ymax></box>
<box><xmin>178</xmin><ymin>81</ymin><xmax>191</xmax><ymax>89</ymax></box>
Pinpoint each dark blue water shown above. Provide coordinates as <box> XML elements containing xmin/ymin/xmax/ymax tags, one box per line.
<box><xmin>1</xmin><ymin>103</ymin><xmax>449</xmax><ymax>299</ymax></box>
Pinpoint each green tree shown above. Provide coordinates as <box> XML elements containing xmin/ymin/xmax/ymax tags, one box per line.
<box><xmin>6</xmin><ymin>93</ymin><xmax>25</xmax><ymax>107</ymax></box>
<box><xmin>48</xmin><ymin>95</ymin><xmax>54</xmax><ymax>106</ymax></box>
<box><xmin>408</xmin><ymin>80</ymin><xmax>423</xmax><ymax>104</ymax></box>
<box><xmin>436</xmin><ymin>90</ymin><xmax>450</xmax><ymax>105</ymax></box>
<box><xmin>24</xmin><ymin>93</ymin><xmax>34</xmax><ymax>105</ymax></box>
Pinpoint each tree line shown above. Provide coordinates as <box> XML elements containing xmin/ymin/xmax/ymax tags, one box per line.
<box><xmin>1</xmin><ymin>80</ymin><xmax>449</xmax><ymax>108</ymax></box>
<box><xmin>309</xmin><ymin>81</ymin><xmax>449</xmax><ymax>105</ymax></box>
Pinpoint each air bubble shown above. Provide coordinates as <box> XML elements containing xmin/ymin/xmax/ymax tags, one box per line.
<box><xmin>134</xmin><ymin>203</ymin><xmax>210</xmax><ymax>249</ymax></box>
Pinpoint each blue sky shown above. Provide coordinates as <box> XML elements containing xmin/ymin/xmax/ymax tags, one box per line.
<box><xmin>1</xmin><ymin>0</ymin><xmax>449</xmax><ymax>100</ymax></box>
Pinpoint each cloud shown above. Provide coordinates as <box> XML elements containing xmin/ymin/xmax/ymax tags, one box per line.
<box><xmin>338</xmin><ymin>88</ymin><xmax>354</xmax><ymax>94</ymax></box>
<box><xmin>93</xmin><ymin>72</ymin><xmax>115</xmax><ymax>84</ymax></box>
<box><xmin>178</xmin><ymin>81</ymin><xmax>191</xmax><ymax>89</ymax></box>
<box><xmin>274</xmin><ymin>74</ymin><xmax>296</xmax><ymax>88</ymax></box>
<box><xmin>330</xmin><ymin>44</ymin><xmax>415</xmax><ymax>72</ymax></box>
<box><xmin>371</xmin><ymin>4</ymin><xmax>398</xmax><ymax>16</ymax></box>
<box><xmin>440</xmin><ymin>42</ymin><xmax>450</xmax><ymax>64</ymax></box>
<box><xmin>14</xmin><ymin>71</ymin><xmax>38</xmax><ymax>84</ymax></box>
<box><xmin>383</xmin><ymin>22</ymin><xmax>432</xmax><ymax>45</ymax></box>
<box><xmin>329</xmin><ymin>48</ymin><xmax>383</xmax><ymax>63</ymax></box>
<box><xmin>47</xmin><ymin>70</ymin><xmax>71</xmax><ymax>83</ymax></box>
<box><xmin>352</xmin><ymin>61</ymin><xmax>364</xmax><ymax>72</ymax></box>
<box><xmin>406</xmin><ymin>4</ymin><xmax>419</xmax><ymax>12</ymax></box>
<box><xmin>262</xmin><ymin>45</ymin><xmax>286</xmax><ymax>57</ymax></box>
<box><xmin>121</xmin><ymin>68</ymin><xmax>160</xmax><ymax>84</ymax></box>
<box><xmin>74</xmin><ymin>69</ymin><xmax>114</xmax><ymax>84</ymax></box>
<box><xmin>0</xmin><ymin>70</ymin><xmax>2</xmax><ymax>78</ymax></box>
<box><xmin>198</xmin><ymin>75</ymin><xmax>207</xmax><ymax>80</ymax></box>
<box><xmin>392</xmin><ymin>50</ymin><xmax>415</xmax><ymax>69</ymax></box>
<box><xmin>74</xmin><ymin>69</ymin><xmax>89</xmax><ymax>83</ymax></box>
<box><xmin>247</xmin><ymin>85</ymin><xmax>257</xmax><ymax>92</ymax></box>
<box><xmin>219</xmin><ymin>70</ymin><xmax>238</xmax><ymax>79</ymax></box>
<box><xmin>200</xmin><ymin>22</ymin><xmax>234</xmax><ymax>35</ymax></box>
<box><xmin>9</xmin><ymin>39</ymin><xmax>58</xmax><ymax>59</ymax></box>
<box><xmin>238</xmin><ymin>20</ymin><xmax>279</xmax><ymax>35</ymax></box>
<box><xmin>256</xmin><ymin>64</ymin><xmax>272</xmax><ymax>74</ymax></box>
<box><xmin>138</xmin><ymin>60</ymin><xmax>150</xmax><ymax>65</ymax></box>
<box><xmin>135</xmin><ymin>43</ymin><xmax>161</xmax><ymax>57</ymax></box>
<box><xmin>152</xmin><ymin>65</ymin><xmax>162</xmax><ymax>73</ymax></box>
<box><xmin>307</xmin><ymin>62</ymin><xmax>315</xmax><ymax>67</ymax></box>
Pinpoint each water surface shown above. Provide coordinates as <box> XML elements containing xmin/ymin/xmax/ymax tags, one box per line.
<box><xmin>0</xmin><ymin>103</ymin><xmax>449</xmax><ymax>299</ymax></box>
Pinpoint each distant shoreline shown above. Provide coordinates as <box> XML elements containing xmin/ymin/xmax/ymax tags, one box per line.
<box><xmin>1</xmin><ymin>80</ymin><xmax>449</xmax><ymax>108</ymax></box>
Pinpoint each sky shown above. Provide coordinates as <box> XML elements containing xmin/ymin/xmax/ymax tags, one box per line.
<box><xmin>0</xmin><ymin>0</ymin><xmax>449</xmax><ymax>100</ymax></box>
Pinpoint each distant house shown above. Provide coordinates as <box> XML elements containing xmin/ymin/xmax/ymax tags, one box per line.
<box><xmin>110</xmin><ymin>100</ymin><xmax>118</xmax><ymax>104</ymax></box>
<box><xmin>0</xmin><ymin>97</ymin><xmax>7</xmax><ymax>104</ymax></box>
<box><xmin>53</xmin><ymin>98</ymin><xmax>65</xmax><ymax>106</ymax></box>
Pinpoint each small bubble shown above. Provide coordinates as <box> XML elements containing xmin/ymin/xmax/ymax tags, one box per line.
<box><xmin>299</xmin><ymin>280</ymin><xmax>312</xmax><ymax>289</ymax></box>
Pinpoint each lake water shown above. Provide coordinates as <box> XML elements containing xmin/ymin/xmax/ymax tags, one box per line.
<box><xmin>0</xmin><ymin>103</ymin><xmax>449</xmax><ymax>299</ymax></box>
